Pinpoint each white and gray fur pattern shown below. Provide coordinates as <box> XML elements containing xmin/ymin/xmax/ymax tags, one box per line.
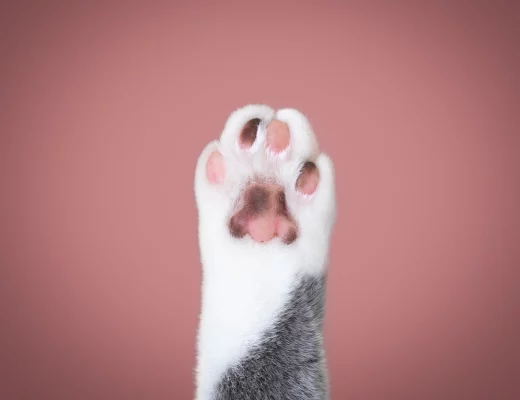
<box><xmin>194</xmin><ymin>104</ymin><xmax>336</xmax><ymax>400</ymax></box>
<box><xmin>214</xmin><ymin>275</ymin><xmax>329</xmax><ymax>400</ymax></box>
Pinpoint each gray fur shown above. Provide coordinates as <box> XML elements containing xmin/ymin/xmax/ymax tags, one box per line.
<box><xmin>213</xmin><ymin>275</ymin><xmax>329</xmax><ymax>400</ymax></box>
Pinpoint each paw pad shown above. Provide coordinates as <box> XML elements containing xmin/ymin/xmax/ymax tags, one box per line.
<box><xmin>295</xmin><ymin>161</ymin><xmax>319</xmax><ymax>195</ymax></box>
<box><xmin>239</xmin><ymin>118</ymin><xmax>261</xmax><ymax>149</ymax></box>
<box><xmin>206</xmin><ymin>151</ymin><xmax>225</xmax><ymax>184</ymax></box>
<box><xmin>266</xmin><ymin>120</ymin><xmax>290</xmax><ymax>153</ymax></box>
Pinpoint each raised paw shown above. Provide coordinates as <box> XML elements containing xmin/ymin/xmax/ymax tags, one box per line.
<box><xmin>195</xmin><ymin>104</ymin><xmax>335</xmax><ymax>251</ymax></box>
<box><xmin>194</xmin><ymin>105</ymin><xmax>336</xmax><ymax>400</ymax></box>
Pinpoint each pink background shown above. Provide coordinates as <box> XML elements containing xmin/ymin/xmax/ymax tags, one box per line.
<box><xmin>1</xmin><ymin>2</ymin><xmax>519</xmax><ymax>399</ymax></box>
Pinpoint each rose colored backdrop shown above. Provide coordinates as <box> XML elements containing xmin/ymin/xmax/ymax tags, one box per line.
<box><xmin>1</xmin><ymin>2</ymin><xmax>518</xmax><ymax>399</ymax></box>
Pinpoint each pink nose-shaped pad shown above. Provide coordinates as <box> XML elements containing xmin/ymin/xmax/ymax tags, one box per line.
<box><xmin>229</xmin><ymin>184</ymin><xmax>298</xmax><ymax>244</ymax></box>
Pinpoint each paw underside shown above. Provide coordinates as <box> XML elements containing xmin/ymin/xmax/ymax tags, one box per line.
<box><xmin>194</xmin><ymin>105</ymin><xmax>335</xmax><ymax>400</ymax></box>
<box><xmin>195</xmin><ymin>104</ymin><xmax>335</xmax><ymax>247</ymax></box>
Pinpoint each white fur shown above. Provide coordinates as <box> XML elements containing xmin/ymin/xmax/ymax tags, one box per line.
<box><xmin>193</xmin><ymin>105</ymin><xmax>336</xmax><ymax>400</ymax></box>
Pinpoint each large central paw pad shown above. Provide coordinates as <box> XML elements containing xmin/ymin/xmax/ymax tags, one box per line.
<box><xmin>228</xmin><ymin>183</ymin><xmax>297</xmax><ymax>244</ymax></box>
<box><xmin>196</xmin><ymin>105</ymin><xmax>334</xmax><ymax>247</ymax></box>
